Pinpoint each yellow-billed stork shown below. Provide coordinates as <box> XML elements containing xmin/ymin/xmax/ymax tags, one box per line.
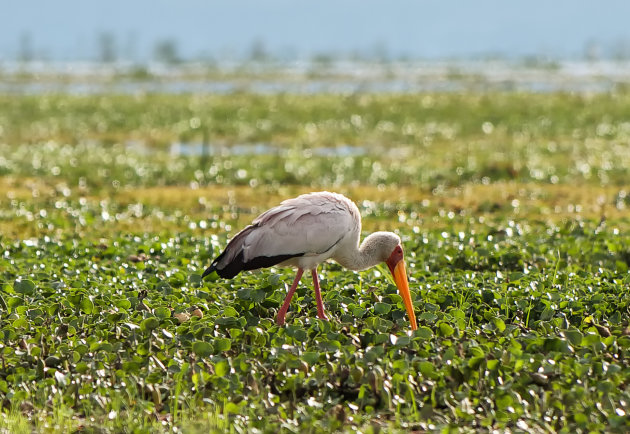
<box><xmin>202</xmin><ymin>191</ymin><xmax>417</xmax><ymax>330</ymax></box>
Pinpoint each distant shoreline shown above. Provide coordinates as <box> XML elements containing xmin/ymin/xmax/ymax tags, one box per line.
<box><xmin>2</xmin><ymin>59</ymin><xmax>629</xmax><ymax>95</ymax></box>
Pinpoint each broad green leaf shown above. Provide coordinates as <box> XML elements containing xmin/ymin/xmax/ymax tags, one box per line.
<box><xmin>250</xmin><ymin>289</ymin><xmax>266</xmax><ymax>303</ymax></box>
<box><xmin>493</xmin><ymin>318</ymin><xmax>506</xmax><ymax>333</ymax></box>
<box><xmin>414</xmin><ymin>326</ymin><xmax>434</xmax><ymax>340</ymax></box>
<box><xmin>439</xmin><ymin>322</ymin><xmax>455</xmax><ymax>337</ymax></box>
<box><xmin>115</xmin><ymin>299</ymin><xmax>132</xmax><ymax>310</ymax></box>
<box><xmin>419</xmin><ymin>361</ymin><xmax>436</xmax><ymax>378</ymax></box>
<box><xmin>154</xmin><ymin>306</ymin><xmax>171</xmax><ymax>319</ymax></box>
<box><xmin>374</xmin><ymin>302</ymin><xmax>391</xmax><ymax>315</ymax></box>
<box><xmin>80</xmin><ymin>297</ymin><xmax>94</xmax><ymax>314</ymax></box>
<box><xmin>192</xmin><ymin>341</ymin><xmax>213</xmax><ymax>357</ymax></box>
<box><xmin>14</xmin><ymin>280</ymin><xmax>35</xmax><ymax>295</ymax></box>
<box><xmin>215</xmin><ymin>338</ymin><xmax>231</xmax><ymax>352</ymax></box>
<box><xmin>13</xmin><ymin>318</ymin><xmax>29</xmax><ymax>329</ymax></box>
<box><xmin>302</xmin><ymin>352</ymin><xmax>320</xmax><ymax>364</ymax></box>
<box><xmin>564</xmin><ymin>329</ymin><xmax>583</xmax><ymax>346</ymax></box>
<box><xmin>141</xmin><ymin>317</ymin><xmax>160</xmax><ymax>332</ymax></box>
<box><xmin>214</xmin><ymin>360</ymin><xmax>229</xmax><ymax>377</ymax></box>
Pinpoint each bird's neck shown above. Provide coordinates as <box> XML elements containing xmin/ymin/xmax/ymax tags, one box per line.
<box><xmin>334</xmin><ymin>234</ymin><xmax>384</xmax><ymax>271</ymax></box>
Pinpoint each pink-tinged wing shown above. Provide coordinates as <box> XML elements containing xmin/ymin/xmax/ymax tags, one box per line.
<box><xmin>242</xmin><ymin>191</ymin><xmax>358</xmax><ymax>261</ymax></box>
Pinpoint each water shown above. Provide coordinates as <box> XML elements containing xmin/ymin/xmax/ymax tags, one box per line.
<box><xmin>169</xmin><ymin>142</ymin><xmax>366</xmax><ymax>157</ymax></box>
<box><xmin>124</xmin><ymin>140</ymin><xmax>367</xmax><ymax>157</ymax></box>
<box><xmin>2</xmin><ymin>59</ymin><xmax>630</xmax><ymax>95</ymax></box>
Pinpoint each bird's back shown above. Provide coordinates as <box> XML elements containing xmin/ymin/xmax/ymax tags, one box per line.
<box><xmin>204</xmin><ymin>192</ymin><xmax>360</xmax><ymax>278</ymax></box>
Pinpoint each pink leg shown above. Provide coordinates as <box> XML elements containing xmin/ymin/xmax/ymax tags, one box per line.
<box><xmin>312</xmin><ymin>269</ymin><xmax>328</xmax><ymax>320</ymax></box>
<box><xmin>276</xmin><ymin>268</ymin><xmax>304</xmax><ymax>326</ymax></box>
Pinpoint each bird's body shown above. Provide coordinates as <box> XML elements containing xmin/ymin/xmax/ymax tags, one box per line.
<box><xmin>203</xmin><ymin>191</ymin><xmax>417</xmax><ymax>329</ymax></box>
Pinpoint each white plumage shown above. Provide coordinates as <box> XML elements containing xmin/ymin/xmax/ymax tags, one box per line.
<box><xmin>246</xmin><ymin>192</ymin><xmax>359</xmax><ymax>270</ymax></box>
<box><xmin>203</xmin><ymin>191</ymin><xmax>417</xmax><ymax>329</ymax></box>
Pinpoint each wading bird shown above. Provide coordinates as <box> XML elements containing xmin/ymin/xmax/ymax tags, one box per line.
<box><xmin>202</xmin><ymin>191</ymin><xmax>417</xmax><ymax>330</ymax></box>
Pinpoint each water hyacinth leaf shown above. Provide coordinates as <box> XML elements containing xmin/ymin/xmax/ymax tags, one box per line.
<box><xmin>493</xmin><ymin>318</ymin><xmax>506</xmax><ymax>332</ymax></box>
<box><xmin>352</xmin><ymin>306</ymin><xmax>367</xmax><ymax>317</ymax></box>
<box><xmin>80</xmin><ymin>297</ymin><xmax>94</xmax><ymax>314</ymax></box>
<box><xmin>438</xmin><ymin>322</ymin><xmax>455</xmax><ymax>337</ymax></box>
<box><xmin>419</xmin><ymin>361</ymin><xmax>437</xmax><ymax>379</ymax></box>
<box><xmin>67</xmin><ymin>293</ymin><xmax>82</xmax><ymax>307</ymax></box>
<box><xmin>123</xmin><ymin>361</ymin><xmax>140</xmax><ymax>373</ymax></box>
<box><xmin>115</xmin><ymin>298</ymin><xmax>132</xmax><ymax>310</ymax></box>
<box><xmin>418</xmin><ymin>312</ymin><xmax>438</xmax><ymax>322</ymax></box>
<box><xmin>374</xmin><ymin>302</ymin><xmax>391</xmax><ymax>315</ymax></box>
<box><xmin>267</xmin><ymin>274</ymin><xmax>281</xmax><ymax>288</ymax></box>
<box><xmin>224</xmin><ymin>402</ymin><xmax>242</xmax><ymax>414</ymax></box>
<box><xmin>223</xmin><ymin>307</ymin><xmax>238</xmax><ymax>317</ymax></box>
<box><xmin>617</xmin><ymin>336</ymin><xmax>630</xmax><ymax>348</ymax></box>
<box><xmin>544</xmin><ymin>337</ymin><xmax>572</xmax><ymax>353</ymax></box>
<box><xmin>76</xmin><ymin>362</ymin><xmax>89</xmax><ymax>374</ymax></box>
<box><xmin>424</xmin><ymin>303</ymin><xmax>440</xmax><ymax>312</ymax></box>
<box><xmin>154</xmin><ymin>306</ymin><xmax>171</xmax><ymax>319</ymax></box>
<box><xmin>495</xmin><ymin>393</ymin><xmax>513</xmax><ymax>410</ymax></box>
<box><xmin>250</xmin><ymin>289</ymin><xmax>266</xmax><ymax>303</ymax></box>
<box><xmin>214</xmin><ymin>360</ymin><xmax>229</xmax><ymax>377</ymax></box>
<box><xmin>394</xmin><ymin>336</ymin><xmax>411</xmax><ymax>346</ymax></box>
<box><xmin>540</xmin><ymin>307</ymin><xmax>555</xmax><ymax>321</ymax></box>
<box><xmin>192</xmin><ymin>341</ymin><xmax>213</xmax><ymax>357</ymax></box>
<box><xmin>136</xmin><ymin>342</ymin><xmax>150</xmax><ymax>356</ymax></box>
<box><xmin>414</xmin><ymin>326</ymin><xmax>433</xmax><ymax>340</ymax></box>
<box><xmin>293</xmin><ymin>328</ymin><xmax>307</xmax><ymax>341</ymax></box>
<box><xmin>146</xmin><ymin>371</ymin><xmax>163</xmax><ymax>384</ymax></box>
<box><xmin>14</xmin><ymin>280</ymin><xmax>35</xmax><ymax>295</ymax></box>
<box><xmin>189</xmin><ymin>274</ymin><xmax>203</xmax><ymax>285</ymax></box>
<box><xmin>13</xmin><ymin>318</ymin><xmax>29</xmax><ymax>329</ymax></box>
<box><xmin>302</xmin><ymin>352</ymin><xmax>320</xmax><ymax>364</ymax></box>
<box><xmin>564</xmin><ymin>329</ymin><xmax>583</xmax><ymax>346</ymax></box>
<box><xmin>44</xmin><ymin>356</ymin><xmax>62</xmax><ymax>367</ymax></box>
<box><xmin>236</xmin><ymin>288</ymin><xmax>251</xmax><ymax>300</ymax></box>
<box><xmin>481</xmin><ymin>290</ymin><xmax>494</xmax><ymax>303</ymax></box>
<box><xmin>215</xmin><ymin>338</ymin><xmax>231</xmax><ymax>352</ymax></box>
<box><xmin>8</xmin><ymin>297</ymin><xmax>23</xmax><ymax>309</ymax></box>
<box><xmin>141</xmin><ymin>317</ymin><xmax>160</xmax><ymax>332</ymax></box>
<box><xmin>487</xmin><ymin>359</ymin><xmax>500</xmax><ymax>370</ymax></box>
<box><xmin>450</xmin><ymin>308</ymin><xmax>465</xmax><ymax>320</ymax></box>
<box><xmin>468</xmin><ymin>356</ymin><xmax>485</xmax><ymax>369</ymax></box>
<box><xmin>216</xmin><ymin>317</ymin><xmax>239</xmax><ymax>327</ymax></box>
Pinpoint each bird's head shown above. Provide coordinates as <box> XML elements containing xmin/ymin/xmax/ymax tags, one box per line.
<box><xmin>371</xmin><ymin>232</ymin><xmax>417</xmax><ymax>331</ymax></box>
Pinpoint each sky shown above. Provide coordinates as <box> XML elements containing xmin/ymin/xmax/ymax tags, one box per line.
<box><xmin>2</xmin><ymin>0</ymin><xmax>630</xmax><ymax>62</ymax></box>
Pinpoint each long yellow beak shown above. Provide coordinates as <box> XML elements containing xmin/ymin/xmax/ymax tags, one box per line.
<box><xmin>386</xmin><ymin>245</ymin><xmax>417</xmax><ymax>330</ymax></box>
<box><xmin>390</xmin><ymin>259</ymin><xmax>417</xmax><ymax>330</ymax></box>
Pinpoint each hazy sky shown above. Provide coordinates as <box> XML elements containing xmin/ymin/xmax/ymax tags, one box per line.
<box><xmin>2</xmin><ymin>0</ymin><xmax>630</xmax><ymax>61</ymax></box>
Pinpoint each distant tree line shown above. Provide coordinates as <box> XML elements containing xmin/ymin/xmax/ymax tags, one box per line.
<box><xmin>13</xmin><ymin>31</ymin><xmax>630</xmax><ymax>64</ymax></box>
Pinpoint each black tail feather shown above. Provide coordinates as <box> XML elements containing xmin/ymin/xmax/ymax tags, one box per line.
<box><xmin>204</xmin><ymin>251</ymin><xmax>302</xmax><ymax>279</ymax></box>
<box><xmin>203</xmin><ymin>227</ymin><xmax>303</xmax><ymax>279</ymax></box>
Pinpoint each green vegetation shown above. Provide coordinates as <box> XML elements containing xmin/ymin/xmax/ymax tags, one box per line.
<box><xmin>1</xmin><ymin>90</ymin><xmax>630</xmax><ymax>432</ymax></box>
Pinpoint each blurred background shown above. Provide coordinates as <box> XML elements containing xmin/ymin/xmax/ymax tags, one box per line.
<box><xmin>3</xmin><ymin>0</ymin><xmax>630</xmax><ymax>238</ymax></box>
<box><xmin>2</xmin><ymin>0</ymin><xmax>630</xmax><ymax>93</ymax></box>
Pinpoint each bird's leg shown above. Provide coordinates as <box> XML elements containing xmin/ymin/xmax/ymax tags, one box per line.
<box><xmin>312</xmin><ymin>269</ymin><xmax>328</xmax><ymax>320</ymax></box>
<box><xmin>276</xmin><ymin>268</ymin><xmax>304</xmax><ymax>326</ymax></box>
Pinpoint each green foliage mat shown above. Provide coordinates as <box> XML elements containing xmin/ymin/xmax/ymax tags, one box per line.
<box><xmin>1</xmin><ymin>91</ymin><xmax>630</xmax><ymax>432</ymax></box>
